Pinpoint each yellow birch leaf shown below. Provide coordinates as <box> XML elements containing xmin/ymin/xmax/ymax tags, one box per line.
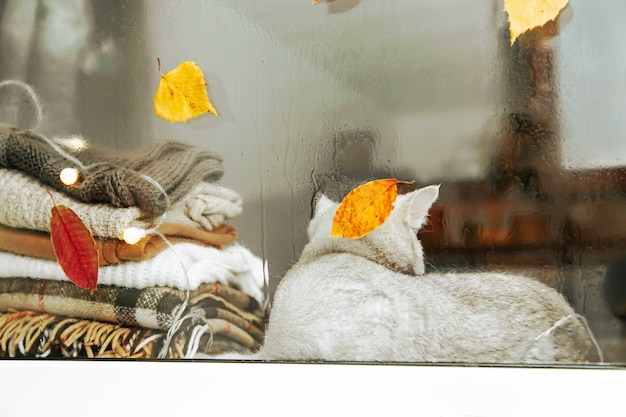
<box><xmin>503</xmin><ymin>0</ymin><xmax>569</xmax><ymax>45</ymax></box>
<box><xmin>330</xmin><ymin>178</ymin><xmax>413</xmax><ymax>239</ymax></box>
<box><xmin>154</xmin><ymin>59</ymin><xmax>218</xmax><ymax>123</ymax></box>
<box><xmin>312</xmin><ymin>0</ymin><xmax>322</xmax><ymax>4</ymax></box>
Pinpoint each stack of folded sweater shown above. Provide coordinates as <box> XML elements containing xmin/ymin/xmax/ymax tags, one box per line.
<box><xmin>0</xmin><ymin>124</ymin><xmax>265</xmax><ymax>359</ymax></box>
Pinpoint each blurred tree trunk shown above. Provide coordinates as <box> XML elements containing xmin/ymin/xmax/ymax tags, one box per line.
<box><xmin>0</xmin><ymin>0</ymin><xmax>93</xmax><ymax>135</ymax></box>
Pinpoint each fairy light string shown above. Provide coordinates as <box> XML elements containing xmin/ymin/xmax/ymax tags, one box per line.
<box><xmin>0</xmin><ymin>79</ymin><xmax>44</xmax><ymax>130</ymax></box>
<box><xmin>528</xmin><ymin>313</ymin><xmax>604</xmax><ymax>362</ymax></box>
<box><xmin>1</xmin><ymin>79</ymin><xmax>213</xmax><ymax>359</ymax></box>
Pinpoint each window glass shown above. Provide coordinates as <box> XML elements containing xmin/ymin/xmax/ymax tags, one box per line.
<box><xmin>0</xmin><ymin>0</ymin><xmax>624</xmax><ymax>365</ymax></box>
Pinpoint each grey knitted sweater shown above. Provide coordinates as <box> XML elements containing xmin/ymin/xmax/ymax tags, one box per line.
<box><xmin>0</xmin><ymin>124</ymin><xmax>224</xmax><ymax>217</ymax></box>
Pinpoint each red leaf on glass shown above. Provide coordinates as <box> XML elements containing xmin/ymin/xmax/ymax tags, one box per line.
<box><xmin>48</xmin><ymin>191</ymin><xmax>99</xmax><ymax>294</ymax></box>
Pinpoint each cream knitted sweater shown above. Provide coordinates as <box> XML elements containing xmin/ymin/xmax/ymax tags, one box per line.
<box><xmin>0</xmin><ymin>168</ymin><xmax>243</xmax><ymax>238</ymax></box>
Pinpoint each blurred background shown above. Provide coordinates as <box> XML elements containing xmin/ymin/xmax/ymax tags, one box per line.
<box><xmin>2</xmin><ymin>0</ymin><xmax>626</xmax><ymax>363</ymax></box>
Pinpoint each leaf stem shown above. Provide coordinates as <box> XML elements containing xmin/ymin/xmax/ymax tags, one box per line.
<box><xmin>157</xmin><ymin>57</ymin><xmax>164</xmax><ymax>77</ymax></box>
<box><xmin>45</xmin><ymin>189</ymin><xmax>57</xmax><ymax>207</ymax></box>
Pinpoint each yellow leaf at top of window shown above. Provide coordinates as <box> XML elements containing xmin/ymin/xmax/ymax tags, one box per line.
<box><xmin>503</xmin><ymin>0</ymin><xmax>569</xmax><ymax>45</ymax></box>
<box><xmin>154</xmin><ymin>59</ymin><xmax>218</xmax><ymax>123</ymax></box>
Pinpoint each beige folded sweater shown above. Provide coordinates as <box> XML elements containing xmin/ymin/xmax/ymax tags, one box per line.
<box><xmin>0</xmin><ymin>168</ymin><xmax>243</xmax><ymax>238</ymax></box>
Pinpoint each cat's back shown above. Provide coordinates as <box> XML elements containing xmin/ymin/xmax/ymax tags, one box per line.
<box><xmin>265</xmin><ymin>264</ymin><xmax>601</xmax><ymax>362</ymax></box>
<box><xmin>420</xmin><ymin>271</ymin><xmax>602</xmax><ymax>362</ymax></box>
<box><xmin>423</xmin><ymin>271</ymin><xmax>569</xmax><ymax>314</ymax></box>
<box><xmin>268</xmin><ymin>252</ymin><xmax>396</xmax><ymax>328</ymax></box>
<box><xmin>275</xmin><ymin>262</ymin><xmax>572</xmax><ymax>331</ymax></box>
<box><xmin>262</xmin><ymin>252</ymin><xmax>410</xmax><ymax>360</ymax></box>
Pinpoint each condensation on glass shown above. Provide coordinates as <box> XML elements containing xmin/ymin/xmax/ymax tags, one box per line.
<box><xmin>1</xmin><ymin>0</ymin><xmax>626</xmax><ymax>363</ymax></box>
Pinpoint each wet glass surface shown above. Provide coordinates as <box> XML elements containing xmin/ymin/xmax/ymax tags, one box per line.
<box><xmin>1</xmin><ymin>0</ymin><xmax>626</xmax><ymax>364</ymax></box>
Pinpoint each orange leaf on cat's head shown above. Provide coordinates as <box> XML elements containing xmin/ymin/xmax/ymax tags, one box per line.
<box><xmin>330</xmin><ymin>178</ymin><xmax>414</xmax><ymax>239</ymax></box>
<box><xmin>154</xmin><ymin>59</ymin><xmax>218</xmax><ymax>123</ymax></box>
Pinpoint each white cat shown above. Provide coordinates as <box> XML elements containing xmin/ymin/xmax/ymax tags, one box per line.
<box><xmin>257</xmin><ymin>184</ymin><xmax>602</xmax><ymax>363</ymax></box>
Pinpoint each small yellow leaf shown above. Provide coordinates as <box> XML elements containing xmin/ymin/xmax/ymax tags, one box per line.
<box><xmin>312</xmin><ymin>0</ymin><xmax>322</xmax><ymax>3</ymax></box>
<box><xmin>154</xmin><ymin>59</ymin><xmax>218</xmax><ymax>123</ymax></box>
<box><xmin>331</xmin><ymin>178</ymin><xmax>413</xmax><ymax>239</ymax></box>
<box><xmin>503</xmin><ymin>0</ymin><xmax>569</xmax><ymax>45</ymax></box>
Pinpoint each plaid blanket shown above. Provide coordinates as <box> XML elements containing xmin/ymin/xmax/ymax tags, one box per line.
<box><xmin>0</xmin><ymin>309</ymin><xmax>254</xmax><ymax>359</ymax></box>
<box><xmin>0</xmin><ymin>278</ymin><xmax>265</xmax><ymax>358</ymax></box>
<box><xmin>0</xmin><ymin>310</ymin><xmax>169</xmax><ymax>358</ymax></box>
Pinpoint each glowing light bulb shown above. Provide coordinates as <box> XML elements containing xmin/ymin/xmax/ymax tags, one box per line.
<box><xmin>122</xmin><ymin>227</ymin><xmax>147</xmax><ymax>245</ymax></box>
<box><xmin>60</xmin><ymin>167</ymin><xmax>79</xmax><ymax>186</ymax></box>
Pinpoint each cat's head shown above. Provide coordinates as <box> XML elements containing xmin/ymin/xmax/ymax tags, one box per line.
<box><xmin>304</xmin><ymin>184</ymin><xmax>440</xmax><ymax>275</ymax></box>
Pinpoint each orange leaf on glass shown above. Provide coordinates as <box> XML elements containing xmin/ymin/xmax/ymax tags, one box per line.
<box><xmin>154</xmin><ymin>58</ymin><xmax>218</xmax><ymax>123</ymax></box>
<box><xmin>48</xmin><ymin>192</ymin><xmax>99</xmax><ymax>294</ymax></box>
<box><xmin>330</xmin><ymin>178</ymin><xmax>414</xmax><ymax>239</ymax></box>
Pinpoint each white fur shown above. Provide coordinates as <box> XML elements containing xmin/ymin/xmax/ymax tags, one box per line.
<box><xmin>257</xmin><ymin>185</ymin><xmax>601</xmax><ymax>363</ymax></box>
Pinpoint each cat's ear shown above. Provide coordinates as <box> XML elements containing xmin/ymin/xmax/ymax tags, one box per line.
<box><xmin>399</xmin><ymin>184</ymin><xmax>440</xmax><ymax>230</ymax></box>
<box><xmin>312</xmin><ymin>193</ymin><xmax>337</xmax><ymax>218</ymax></box>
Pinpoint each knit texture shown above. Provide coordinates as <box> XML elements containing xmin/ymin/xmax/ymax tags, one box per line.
<box><xmin>0</xmin><ymin>223</ymin><xmax>238</xmax><ymax>266</ymax></box>
<box><xmin>0</xmin><ymin>125</ymin><xmax>224</xmax><ymax>216</ymax></box>
<box><xmin>0</xmin><ymin>242</ymin><xmax>266</xmax><ymax>304</ymax></box>
<box><xmin>0</xmin><ymin>168</ymin><xmax>240</xmax><ymax>238</ymax></box>
<box><xmin>167</xmin><ymin>182</ymin><xmax>243</xmax><ymax>231</ymax></box>
<box><xmin>0</xmin><ymin>168</ymin><xmax>140</xmax><ymax>237</ymax></box>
